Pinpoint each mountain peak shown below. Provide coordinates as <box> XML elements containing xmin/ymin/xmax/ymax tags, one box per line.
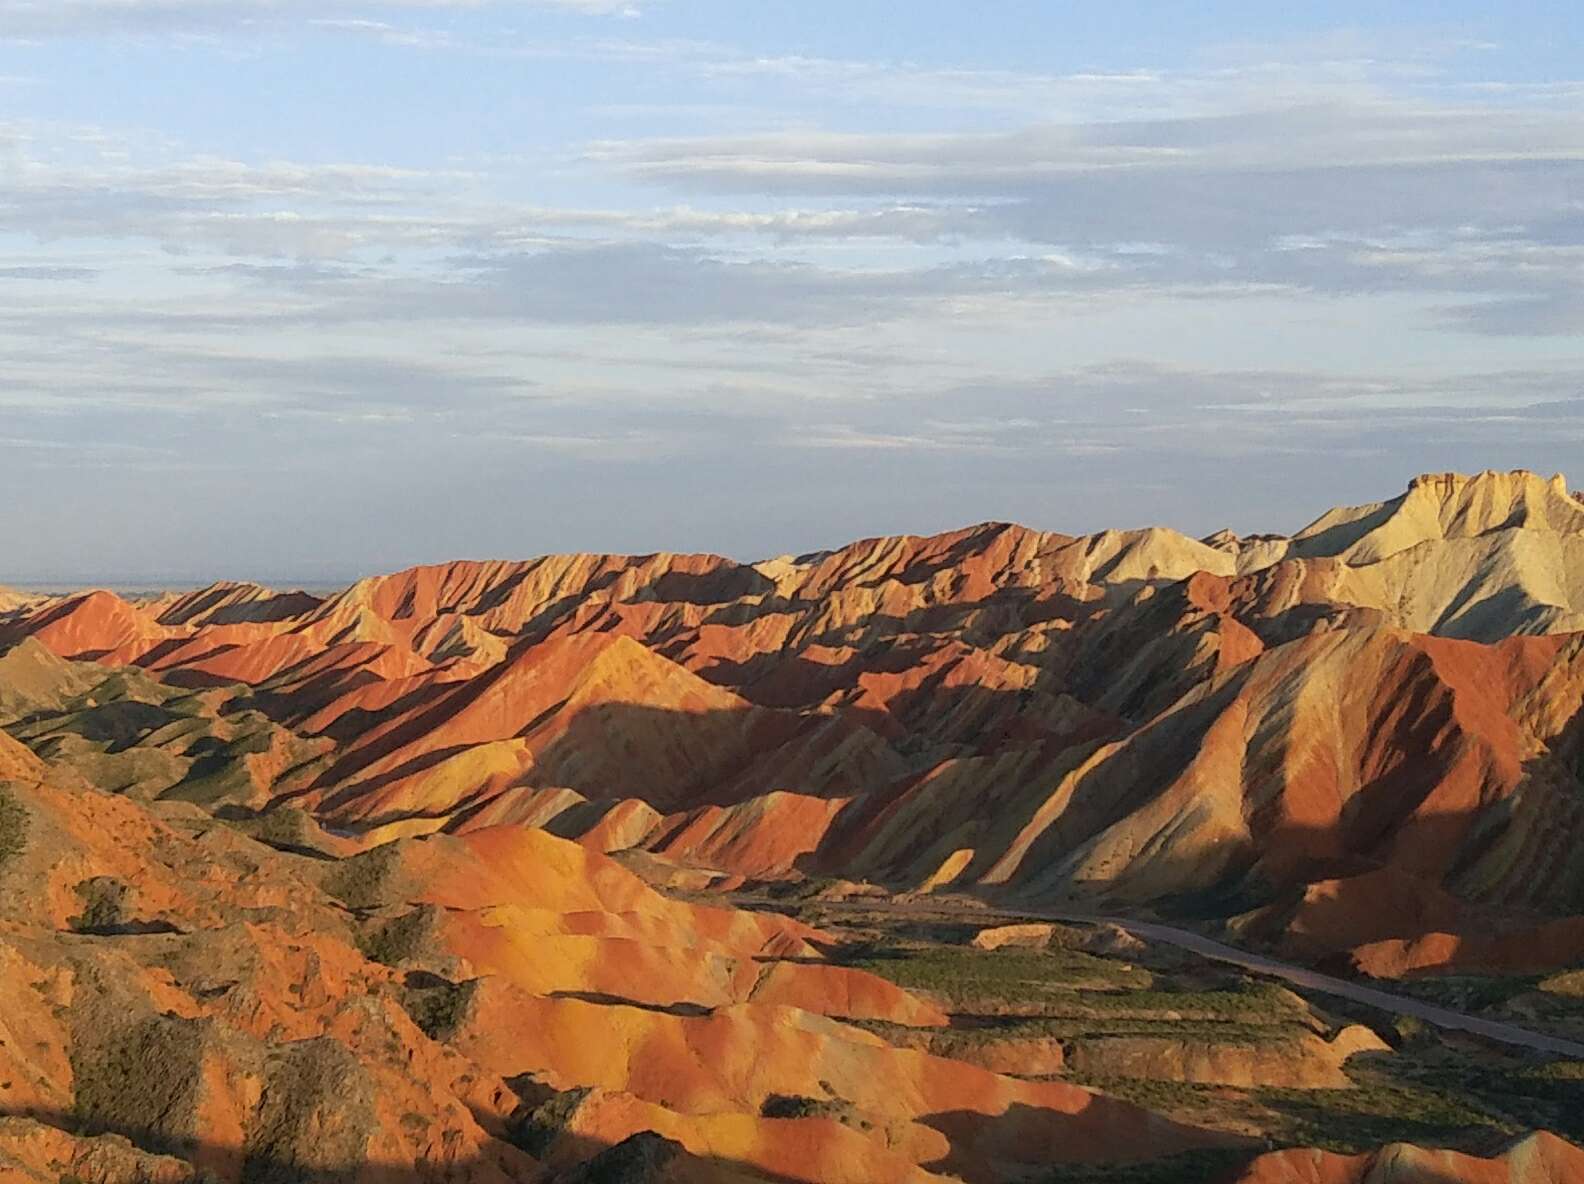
<box><xmin>1406</xmin><ymin>468</ymin><xmax>1569</xmax><ymax>499</ymax></box>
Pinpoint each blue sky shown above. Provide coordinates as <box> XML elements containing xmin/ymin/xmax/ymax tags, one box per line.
<box><xmin>1</xmin><ymin>2</ymin><xmax>1581</xmax><ymax>582</ymax></box>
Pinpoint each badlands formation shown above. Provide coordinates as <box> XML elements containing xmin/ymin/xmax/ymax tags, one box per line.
<box><xmin>2</xmin><ymin>469</ymin><xmax>1584</xmax><ymax>1182</ymax></box>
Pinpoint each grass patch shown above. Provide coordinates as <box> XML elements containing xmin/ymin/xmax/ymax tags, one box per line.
<box><xmin>1064</xmin><ymin>1074</ymin><xmax>1211</xmax><ymax>1114</ymax></box>
<box><xmin>858</xmin><ymin>1014</ymin><xmax>1308</xmax><ymax>1050</ymax></box>
<box><xmin>1251</xmin><ymin>1081</ymin><xmax>1508</xmax><ymax>1154</ymax></box>
<box><xmin>1037</xmin><ymin>1147</ymin><xmax>1255</xmax><ymax>1183</ymax></box>
<box><xmin>847</xmin><ymin>944</ymin><xmax>1301</xmax><ymax>1031</ymax></box>
<box><xmin>1385</xmin><ymin>974</ymin><xmax>1542</xmax><ymax>1013</ymax></box>
<box><xmin>1379</xmin><ymin>1055</ymin><xmax>1584</xmax><ymax>1143</ymax></box>
<box><xmin>845</xmin><ymin>944</ymin><xmax>1151</xmax><ymax>1003</ymax></box>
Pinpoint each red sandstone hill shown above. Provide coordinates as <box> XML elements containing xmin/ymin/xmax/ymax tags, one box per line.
<box><xmin>5</xmin><ymin>470</ymin><xmax>1584</xmax><ymax>1182</ymax></box>
<box><xmin>3</xmin><ymin>471</ymin><xmax>1584</xmax><ymax>978</ymax></box>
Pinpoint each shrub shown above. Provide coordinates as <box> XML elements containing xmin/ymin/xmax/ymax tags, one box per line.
<box><xmin>359</xmin><ymin>905</ymin><xmax>440</xmax><ymax>967</ymax></box>
<box><xmin>0</xmin><ymin>785</ymin><xmax>26</xmax><ymax>874</ymax></box>
<box><xmin>324</xmin><ymin>844</ymin><xmax>399</xmax><ymax>909</ymax></box>
<box><xmin>759</xmin><ymin>1093</ymin><xmax>872</xmax><ymax>1131</ymax></box>
<box><xmin>399</xmin><ymin>977</ymin><xmax>476</xmax><ymax>1041</ymax></box>
<box><xmin>70</xmin><ymin>877</ymin><xmax>130</xmax><ymax>934</ymax></box>
<box><xmin>510</xmin><ymin>1087</ymin><xmax>593</xmax><ymax>1158</ymax></box>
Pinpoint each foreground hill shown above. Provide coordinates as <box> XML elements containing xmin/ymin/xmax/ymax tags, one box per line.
<box><xmin>0</xmin><ymin>757</ymin><xmax>1240</xmax><ymax>1183</ymax></box>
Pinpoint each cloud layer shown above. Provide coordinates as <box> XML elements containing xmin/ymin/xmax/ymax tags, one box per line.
<box><xmin>0</xmin><ymin>15</ymin><xmax>1580</xmax><ymax>579</ymax></box>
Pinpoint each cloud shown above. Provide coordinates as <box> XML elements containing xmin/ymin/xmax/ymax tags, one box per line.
<box><xmin>0</xmin><ymin>0</ymin><xmax>640</xmax><ymax>38</ymax></box>
<box><xmin>0</xmin><ymin>264</ymin><xmax>97</xmax><ymax>280</ymax></box>
<box><xmin>577</xmin><ymin>85</ymin><xmax>1584</xmax><ymax>333</ymax></box>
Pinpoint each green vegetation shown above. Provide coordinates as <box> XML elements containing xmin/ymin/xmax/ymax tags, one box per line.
<box><xmin>324</xmin><ymin>843</ymin><xmax>400</xmax><ymax>910</ymax></box>
<box><xmin>0</xmin><ymin>784</ymin><xmax>27</xmax><ymax>874</ymax></box>
<box><xmin>1065</xmin><ymin>1075</ymin><xmax>1209</xmax><ymax>1113</ymax></box>
<box><xmin>359</xmin><ymin>904</ymin><xmax>440</xmax><ymax>967</ymax></box>
<box><xmin>1037</xmin><ymin>1147</ymin><xmax>1255</xmax><ymax>1183</ymax></box>
<box><xmin>858</xmin><ymin>1012</ymin><xmax>1307</xmax><ymax>1051</ymax></box>
<box><xmin>1385</xmin><ymin>973</ymin><xmax>1542</xmax><ymax>1013</ymax></box>
<box><xmin>242</xmin><ymin>1037</ymin><xmax>375</xmax><ymax>1183</ymax></box>
<box><xmin>1376</xmin><ymin>1053</ymin><xmax>1584</xmax><ymax>1144</ymax></box>
<box><xmin>399</xmin><ymin>977</ymin><xmax>477</xmax><ymax>1041</ymax></box>
<box><xmin>70</xmin><ymin>1012</ymin><xmax>207</xmax><ymax>1153</ymax></box>
<box><xmin>846</xmin><ymin>943</ymin><xmax>1304</xmax><ymax>1036</ymax></box>
<box><xmin>845</xmin><ymin>943</ymin><xmax>1152</xmax><ymax>1003</ymax></box>
<box><xmin>1524</xmin><ymin>1059</ymin><xmax>1584</xmax><ymax>1081</ymax></box>
<box><xmin>760</xmin><ymin>1093</ymin><xmax>872</xmax><ymax>1131</ymax></box>
<box><xmin>1251</xmin><ymin>1081</ymin><xmax>1503</xmax><ymax>1153</ymax></box>
<box><xmin>511</xmin><ymin>1087</ymin><xmax>593</xmax><ymax>1158</ymax></box>
<box><xmin>781</xmin><ymin>904</ymin><xmax>1584</xmax><ymax>1160</ymax></box>
<box><xmin>70</xmin><ymin>877</ymin><xmax>130</xmax><ymax>934</ymax></box>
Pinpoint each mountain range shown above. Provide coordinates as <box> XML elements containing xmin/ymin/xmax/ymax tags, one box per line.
<box><xmin>4</xmin><ymin>469</ymin><xmax>1584</xmax><ymax>1183</ymax></box>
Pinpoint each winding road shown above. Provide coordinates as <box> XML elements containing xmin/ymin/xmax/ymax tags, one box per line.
<box><xmin>1029</xmin><ymin>908</ymin><xmax>1584</xmax><ymax>1059</ymax></box>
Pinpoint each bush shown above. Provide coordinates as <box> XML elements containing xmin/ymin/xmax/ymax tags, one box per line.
<box><xmin>71</xmin><ymin>877</ymin><xmax>130</xmax><ymax>934</ymax></box>
<box><xmin>325</xmin><ymin>844</ymin><xmax>399</xmax><ymax>909</ymax></box>
<box><xmin>509</xmin><ymin>1087</ymin><xmax>592</xmax><ymax>1158</ymax></box>
<box><xmin>0</xmin><ymin>785</ymin><xmax>26</xmax><ymax>873</ymax></box>
<box><xmin>359</xmin><ymin>905</ymin><xmax>441</xmax><ymax>967</ymax></box>
<box><xmin>759</xmin><ymin>1093</ymin><xmax>872</xmax><ymax>1131</ymax></box>
<box><xmin>399</xmin><ymin>977</ymin><xmax>476</xmax><ymax>1041</ymax></box>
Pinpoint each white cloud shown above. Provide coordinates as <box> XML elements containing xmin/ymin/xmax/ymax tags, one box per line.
<box><xmin>0</xmin><ymin>0</ymin><xmax>640</xmax><ymax>39</ymax></box>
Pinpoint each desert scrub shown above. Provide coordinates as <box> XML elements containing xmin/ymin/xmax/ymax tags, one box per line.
<box><xmin>232</xmin><ymin>805</ymin><xmax>335</xmax><ymax>856</ymax></box>
<box><xmin>1037</xmin><ymin>1147</ymin><xmax>1255</xmax><ymax>1183</ymax></box>
<box><xmin>1381</xmin><ymin>1055</ymin><xmax>1584</xmax><ymax>1142</ymax></box>
<box><xmin>1064</xmin><ymin>980</ymin><xmax>1303</xmax><ymax>1023</ymax></box>
<box><xmin>846</xmin><ymin>944</ymin><xmax>1151</xmax><ymax>1003</ymax></box>
<box><xmin>399</xmin><ymin>976</ymin><xmax>477</xmax><ymax>1041</ymax></box>
<box><xmin>324</xmin><ymin>843</ymin><xmax>400</xmax><ymax>909</ymax></box>
<box><xmin>1064</xmin><ymin>1074</ymin><xmax>1212</xmax><ymax>1113</ymax></box>
<box><xmin>1524</xmin><ymin>1059</ymin><xmax>1584</xmax><ymax>1081</ymax></box>
<box><xmin>70</xmin><ymin>1012</ymin><xmax>209</xmax><ymax>1154</ymax></box>
<box><xmin>244</xmin><ymin>1038</ymin><xmax>375</xmax><ymax>1184</ymax></box>
<box><xmin>510</xmin><ymin>1086</ymin><xmax>593</xmax><ymax>1157</ymax></box>
<box><xmin>359</xmin><ymin>904</ymin><xmax>442</xmax><ymax>967</ymax></box>
<box><xmin>1251</xmin><ymin>1081</ymin><xmax>1507</xmax><ymax>1154</ymax></box>
<box><xmin>760</xmin><ymin>1093</ymin><xmax>873</xmax><ymax>1131</ymax></box>
<box><xmin>0</xmin><ymin>784</ymin><xmax>26</xmax><ymax>874</ymax></box>
<box><xmin>1385</xmin><ymin>973</ymin><xmax>1541</xmax><ymax>1013</ymax></box>
<box><xmin>70</xmin><ymin>876</ymin><xmax>130</xmax><ymax>934</ymax></box>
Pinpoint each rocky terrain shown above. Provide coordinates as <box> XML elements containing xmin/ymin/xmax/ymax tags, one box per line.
<box><xmin>4</xmin><ymin>469</ymin><xmax>1584</xmax><ymax>1182</ymax></box>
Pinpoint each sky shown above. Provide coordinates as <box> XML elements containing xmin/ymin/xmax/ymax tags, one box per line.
<box><xmin>1</xmin><ymin>2</ymin><xmax>1582</xmax><ymax>584</ymax></box>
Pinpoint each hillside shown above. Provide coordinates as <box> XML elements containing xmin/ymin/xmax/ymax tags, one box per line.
<box><xmin>5</xmin><ymin>470</ymin><xmax>1584</xmax><ymax>1181</ymax></box>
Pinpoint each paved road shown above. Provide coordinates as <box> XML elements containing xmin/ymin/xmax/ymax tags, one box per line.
<box><xmin>1028</xmin><ymin>908</ymin><xmax>1584</xmax><ymax>1059</ymax></box>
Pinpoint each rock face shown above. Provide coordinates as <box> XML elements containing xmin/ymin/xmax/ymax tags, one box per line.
<box><xmin>969</xmin><ymin>924</ymin><xmax>1057</xmax><ymax>952</ymax></box>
